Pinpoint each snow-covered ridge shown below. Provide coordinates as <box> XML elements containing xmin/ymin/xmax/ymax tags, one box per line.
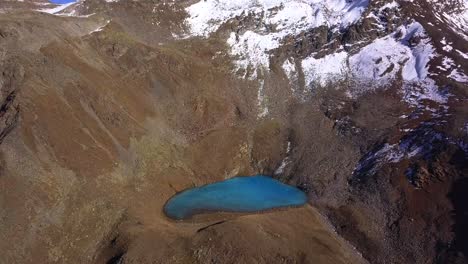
<box><xmin>186</xmin><ymin>0</ymin><xmax>369</xmax><ymax>37</ymax></box>
<box><xmin>184</xmin><ymin>0</ymin><xmax>453</xmax><ymax>112</ymax></box>
<box><xmin>185</xmin><ymin>0</ymin><xmax>369</xmax><ymax>77</ymax></box>
<box><xmin>301</xmin><ymin>22</ymin><xmax>448</xmax><ymax>107</ymax></box>
<box><xmin>184</xmin><ymin>0</ymin><xmax>458</xmax><ymax>114</ymax></box>
<box><xmin>302</xmin><ymin>22</ymin><xmax>436</xmax><ymax>85</ymax></box>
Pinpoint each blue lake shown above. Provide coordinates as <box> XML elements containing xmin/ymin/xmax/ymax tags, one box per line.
<box><xmin>50</xmin><ymin>0</ymin><xmax>76</xmax><ymax>4</ymax></box>
<box><xmin>164</xmin><ymin>175</ymin><xmax>308</xmax><ymax>220</ymax></box>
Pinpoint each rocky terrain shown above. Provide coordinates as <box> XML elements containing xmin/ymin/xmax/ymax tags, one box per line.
<box><xmin>0</xmin><ymin>0</ymin><xmax>466</xmax><ymax>263</ymax></box>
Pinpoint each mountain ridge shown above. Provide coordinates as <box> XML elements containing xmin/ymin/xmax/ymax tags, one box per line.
<box><xmin>0</xmin><ymin>0</ymin><xmax>467</xmax><ymax>263</ymax></box>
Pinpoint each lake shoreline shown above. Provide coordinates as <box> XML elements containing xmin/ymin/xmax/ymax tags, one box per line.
<box><xmin>163</xmin><ymin>175</ymin><xmax>308</xmax><ymax>220</ymax></box>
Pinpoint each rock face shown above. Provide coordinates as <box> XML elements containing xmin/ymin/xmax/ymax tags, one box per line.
<box><xmin>0</xmin><ymin>0</ymin><xmax>466</xmax><ymax>263</ymax></box>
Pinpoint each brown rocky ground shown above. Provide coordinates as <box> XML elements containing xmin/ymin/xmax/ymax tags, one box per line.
<box><xmin>0</xmin><ymin>9</ymin><xmax>367</xmax><ymax>264</ymax></box>
<box><xmin>0</xmin><ymin>1</ymin><xmax>467</xmax><ymax>264</ymax></box>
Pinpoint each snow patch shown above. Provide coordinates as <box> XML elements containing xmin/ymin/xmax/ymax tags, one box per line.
<box><xmin>302</xmin><ymin>51</ymin><xmax>348</xmax><ymax>87</ymax></box>
<box><xmin>350</xmin><ymin>35</ymin><xmax>410</xmax><ymax>83</ymax></box>
<box><xmin>402</xmin><ymin>79</ymin><xmax>447</xmax><ymax>108</ymax></box>
<box><xmin>274</xmin><ymin>141</ymin><xmax>292</xmax><ymax>175</ymax></box>
<box><xmin>456</xmin><ymin>49</ymin><xmax>468</xmax><ymax>59</ymax></box>
<box><xmin>379</xmin><ymin>1</ymin><xmax>399</xmax><ymax>12</ymax></box>
<box><xmin>257</xmin><ymin>79</ymin><xmax>268</xmax><ymax>118</ymax></box>
<box><xmin>282</xmin><ymin>58</ymin><xmax>297</xmax><ymax>81</ymax></box>
<box><xmin>89</xmin><ymin>20</ymin><xmax>111</xmax><ymax>34</ymax></box>
<box><xmin>226</xmin><ymin>31</ymin><xmax>279</xmax><ymax>79</ymax></box>
<box><xmin>449</xmin><ymin>69</ymin><xmax>468</xmax><ymax>83</ymax></box>
<box><xmin>438</xmin><ymin>57</ymin><xmax>455</xmax><ymax>71</ymax></box>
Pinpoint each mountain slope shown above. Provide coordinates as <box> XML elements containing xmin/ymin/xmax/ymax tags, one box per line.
<box><xmin>0</xmin><ymin>0</ymin><xmax>467</xmax><ymax>263</ymax></box>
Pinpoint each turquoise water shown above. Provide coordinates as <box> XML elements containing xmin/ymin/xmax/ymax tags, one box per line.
<box><xmin>164</xmin><ymin>175</ymin><xmax>307</xmax><ymax>220</ymax></box>
<box><xmin>50</xmin><ymin>0</ymin><xmax>76</xmax><ymax>3</ymax></box>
